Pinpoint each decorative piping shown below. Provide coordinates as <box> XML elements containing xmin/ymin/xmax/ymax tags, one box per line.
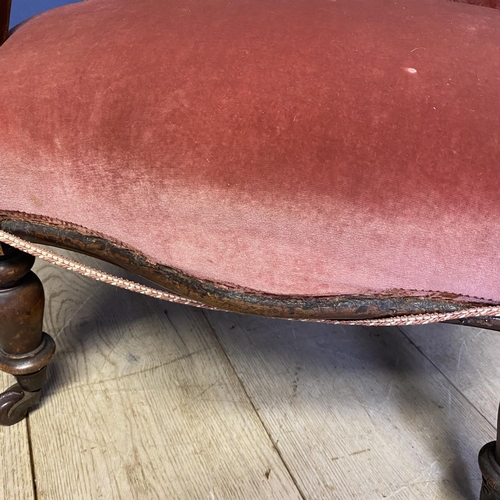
<box><xmin>1</xmin><ymin>228</ymin><xmax>499</xmax><ymax>326</ymax></box>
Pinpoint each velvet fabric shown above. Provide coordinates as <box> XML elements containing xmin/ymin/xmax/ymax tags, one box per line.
<box><xmin>1</xmin><ymin>0</ymin><xmax>500</xmax><ymax>301</ymax></box>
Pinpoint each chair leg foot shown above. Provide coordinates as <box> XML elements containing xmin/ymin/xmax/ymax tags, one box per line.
<box><xmin>479</xmin><ymin>401</ymin><xmax>500</xmax><ymax>500</ymax></box>
<box><xmin>0</xmin><ymin>243</ymin><xmax>55</xmax><ymax>426</ymax></box>
<box><xmin>479</xmin><ymin>441</ymin><xmax>500</xmax><ymax>500</ymax></box>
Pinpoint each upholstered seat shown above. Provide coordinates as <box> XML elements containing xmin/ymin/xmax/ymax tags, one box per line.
<box><xmin>4</xmin><ymin>1</ymin><xmax>500</xmax><ymax>495</ymax></box>
<box><xmin>1</xmin><ymin>0</ymin><xmax>500</xmax><ymax>304</ymax></box>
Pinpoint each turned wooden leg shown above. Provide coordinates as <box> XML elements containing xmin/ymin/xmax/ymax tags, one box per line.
<box><xmin>479</xmin><ymin>403</ymin><xmax>500</xmax><ymax>499</ymax></box>
<box><xmin>0</xmin><ymin>242</ymin><xmax>55</xmax><ymax>426</ymax></box>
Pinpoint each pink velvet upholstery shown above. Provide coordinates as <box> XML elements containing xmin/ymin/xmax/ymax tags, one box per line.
<box><xmin>1</xmin><ymin>0</ymin><xmax>500</xmax><ymax>301</ymax></box>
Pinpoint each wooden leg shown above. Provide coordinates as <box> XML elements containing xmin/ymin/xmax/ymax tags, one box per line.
<box><xmin>479</xmin><ymin>401</ymin><xmax>500</xmax><ymax>499</ymax></box>
<box><xmin>450</xmin><ymin>318</ymin><xmax>500</xmax><ymax>499</ymax></box>
<box><xmin>0</xmin><ymin>242</ymin><xmax>55</xmax><ymax>426</ymax></box>
<box><xmin>479</xmin><ymin>443</ymin><xmax>500</xmax><ymax>499</ymax></box>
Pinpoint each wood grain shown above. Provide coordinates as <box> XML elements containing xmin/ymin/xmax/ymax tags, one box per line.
<box><xmin>205</xmin><ymin>310</ymin><xmax>494</xmax><ymax>499</ymax></box>
<box><xmin>3</xmin><ymin>246</ymin><xmax>497</xmax><ymax>500</ymax></box>
<box><xmin>28</xmin><ymin>253</ymin><xmax>302</xmax><ymax>500</ymax></box>
<box><xmin>401</xmin><ymin>323</ymin><xmax>500</xmax><ymax>427</ymax></box>
<box><xmin>0</xmin><ymin>372</ymin><xmax>34</xmax><ymax>500</ymax></box>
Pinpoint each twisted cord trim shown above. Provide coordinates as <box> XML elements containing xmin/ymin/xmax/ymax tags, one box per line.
<box><xmin>1</xmin><ymin>229</ymin><xmax>498</xmax><ymax>327</ymax></box>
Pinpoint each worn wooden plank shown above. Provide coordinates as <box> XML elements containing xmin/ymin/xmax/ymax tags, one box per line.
<box><xmin>400</xmin><ymin>322</ymin><xmax>500</xmax><ymax>427</ymax></box>
<box><xmin>205</xmin><ymin>311</ymin><xmax>494</xmax><ymax>499</ymax></box>
<box><xmin>28</xmin><ymin>253</ymin><xmax>302</xmax><ymax>500</ymax></box>
<box><xmin>0</xmin><ymin>372</ymin><xmax>34</xmax><ymax>500</ymax></box>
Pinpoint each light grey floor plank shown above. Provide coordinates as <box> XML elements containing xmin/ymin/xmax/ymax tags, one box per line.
<box><xmin>0</xmin><ymin>373</ymin><xmax>34</xmax><ymax>500</ymax></box>
<box><xmin>27</xmin><ymin>254</ymin><xmax>302</xmax><ymax>500</ymax></box>
<box><xmin>400</xmin><ymin>323</ymin><xmax>500</xmax><ymax>427</ymax></box>
<box><xmin>6</xmin><ymin>245</ymin><xmax>495</xmax><ymax>500</ymax></box>
<box><xmin>205</xmin><ymin>310</ymin><xmax>494</xmax><ymax>499</ymax></box>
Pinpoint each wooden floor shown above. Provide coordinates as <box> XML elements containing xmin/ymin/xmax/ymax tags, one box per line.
<box><xmin>1</xmin><ymin>250</ymin><xmax>498</xmax><ymax>500</ymax></box>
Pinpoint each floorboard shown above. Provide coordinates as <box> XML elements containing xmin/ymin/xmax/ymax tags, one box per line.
<box><xmin>27</xmin><ymin>254</ymin><xmax>302</xmax><ymax>500</ymax></box>
<box><xmin>2</xmin><ymin>247</ymin><xmax>497</xmax><ymax>499</ymax></box>
<box><xmin>401</xmin><ymin>323</ymin><xmax>500</xmax><ymax>427</ymax></box>
<box><xmin>205</xmin><ymin>310</ymin><xmax>494</xmax><ymax>499</ymax></box>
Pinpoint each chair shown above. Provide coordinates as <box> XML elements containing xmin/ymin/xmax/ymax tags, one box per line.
<box><xmin>1</xmin><ymin>0</ymin><xmax>500</xmax><ymax>496</ymax></box>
